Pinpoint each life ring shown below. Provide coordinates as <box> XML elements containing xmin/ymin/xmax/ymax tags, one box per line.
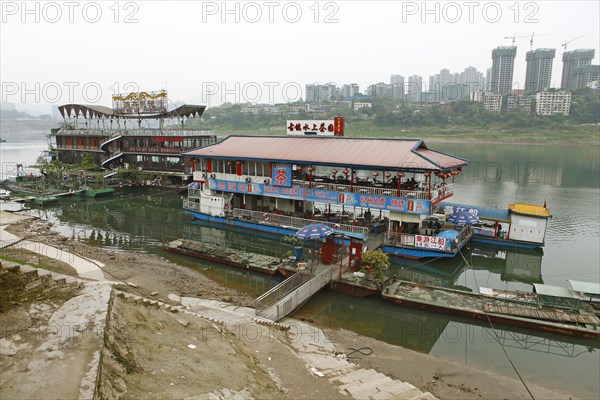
<box><xmin>262</xmin><ymin>213</ymin><xmax>269</xmax><ymax>221</ymax></box>
<box><xmin>334</xmin><ymin>224</ymin><xmax>341</xmax><ymax>230</ymax></box>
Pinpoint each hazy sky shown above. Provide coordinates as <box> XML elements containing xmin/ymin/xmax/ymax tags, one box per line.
<box><xmin>1</xmin><ymin>0</ymin><xmax>599</xmax><ymax>110</ymax></box>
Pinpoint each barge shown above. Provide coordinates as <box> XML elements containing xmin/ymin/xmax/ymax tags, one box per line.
<box><xmin>382</xmin><ymin>280</ymin><xmax>600</xmax><ymax>340</ymax></box>
<box><xmin>182</xmin><ymin>135</ymin><xmax>472</xmax><ymax>259</ymax></box>
<box><xmin>163</xmin><ymin>239</ymin><xmax>281</xmax><ymax>275</ymax></box>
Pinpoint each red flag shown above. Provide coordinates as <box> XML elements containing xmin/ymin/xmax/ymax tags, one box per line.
<box><xmin>543</xmin><ymin>198</ymin><xmax>547</xmax><ymax>209</ymax></box>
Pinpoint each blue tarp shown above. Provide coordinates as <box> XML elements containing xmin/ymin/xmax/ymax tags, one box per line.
<box><xmin>436</xmin><ymin>229</ymin><xmax>459</xmax><ymax>240</ymax></box>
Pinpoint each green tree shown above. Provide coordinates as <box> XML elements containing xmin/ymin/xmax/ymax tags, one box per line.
<box><xmin>361</xmin><ymin>249</ymin><xmax>390</xmax><ymax>279</ymax></box>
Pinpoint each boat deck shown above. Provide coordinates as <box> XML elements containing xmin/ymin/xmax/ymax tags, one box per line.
<box><xmin>385</xmin><ymin>281</ymin><xmax>600</xmax><ymax>326</ymax></box>
<box><xmin>168</xmin><ymin>239</ymin><xmax>281</xmax><ymax>274</ymax></box>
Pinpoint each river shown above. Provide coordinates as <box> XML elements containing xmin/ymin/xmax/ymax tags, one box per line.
<box><xmin>1</xmin><ymin>140</ymin><xmax>599</xmax><ymax>398</ymax></box>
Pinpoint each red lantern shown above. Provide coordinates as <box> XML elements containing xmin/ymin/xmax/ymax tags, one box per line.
<box><xmin>343</xmin><ymin>168</ymin><xmax>349</xmax><ymax>175</ymax></box>
<box><xmin>227</xmin><ymin>160</ymin><xmax>233</xmax><ymax>166</ymax></box>
<box><xmin>397</xmin><ymin>171</ymin><xmax>404</xmax><ymax>177</ymax></box>
<box><xmin>372</xmin><ymin>172</ymin><xmax>379</xmax><ymax>177</ymax></box>
<box><xmin>424</xmin><ymin>172</ymin><xmax>431</xmax><ymax>177</ymax></box>
<box><xmin>331</xmin><ymin>169</ymin><xmax>338</xmax><ymax>174</ymax></box>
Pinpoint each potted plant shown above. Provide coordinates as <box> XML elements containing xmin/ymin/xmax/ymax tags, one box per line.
<box><xmin>360</xmin><ymin>249</ymin><xmax>390</xmax><ymax>280</ymax></box>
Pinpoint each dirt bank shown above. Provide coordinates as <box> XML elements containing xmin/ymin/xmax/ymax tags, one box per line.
<box><xmin>1</xmin><ymin>213</ymin><xmax>581</xmax><ymax>399</ymax></box>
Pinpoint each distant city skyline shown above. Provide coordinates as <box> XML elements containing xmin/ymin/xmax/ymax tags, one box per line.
<box><xmin>1</xmin><ymin>1</ymin><xmax>599</xmax><ymax>108</ymax></box>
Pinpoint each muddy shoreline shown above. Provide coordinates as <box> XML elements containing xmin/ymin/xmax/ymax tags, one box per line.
<box><xmin>0</xmin><ymin>212</ymin><xmax>580</xmax><ymax>399</ymax></box>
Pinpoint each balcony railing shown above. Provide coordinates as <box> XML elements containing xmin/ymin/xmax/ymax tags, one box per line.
<box><xmin>200</xmin><ymin>171</ymin><xmax>452</xmax><ymax>203</ymax></box>
<box><xmin>55</xmin><ymin>128</ymin><xmax>214</xmax><ymax>137</ymax></box>
<box><xmin>233</xmin><ymin>209</ymin><xmax>369</xmax><ymax>236</ymax></box>
<box><xmin>385</xmin><ymin>224</ymin><xmax>472</xmax><ymax>252</ymax></box>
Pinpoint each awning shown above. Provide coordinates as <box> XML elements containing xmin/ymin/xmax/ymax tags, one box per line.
<box><xmin>533</xmin><ymin>283</ymin><xmax>577</xmax><ymax>299</ymax></box>
<box><xmin>567</xmin><ymin>280</ymin><xmax>600</xmax><ymax>298</ymax></box>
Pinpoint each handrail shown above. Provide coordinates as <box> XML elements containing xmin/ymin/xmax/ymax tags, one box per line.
<box><xmin>256</xmin><ymin>270</ymin><xmax>312</xmax><ymax>309</ymax></box>
<box><xmin>232</xmin><ymin>208</ymin><xmax>369</xmax><ymax>236</ymax></box>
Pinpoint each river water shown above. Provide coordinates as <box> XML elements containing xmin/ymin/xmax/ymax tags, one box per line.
<box><xmin>1</xmin><ymin>140</ymin><xmax>599</xmax><ymax>398</ymax></box>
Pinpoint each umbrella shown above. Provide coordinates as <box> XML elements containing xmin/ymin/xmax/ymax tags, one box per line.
<box><xmin>447</xmin><ymin>210</ymin><xmax>479</xmax><ymax>226</ymax></box>
<box><xmin>294</xmin><ymin>223</ymin><xmax>334</xmax><ymax>240</ymax></box>
<box><xmin>294</xmin><ymin>223</ymin><xmax>335</xmax><ymax>271</ymax></box>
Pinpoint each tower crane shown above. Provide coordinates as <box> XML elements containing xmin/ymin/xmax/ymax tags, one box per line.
<box><xmin>504</xmin><ymin>34</ymin><xmax>529</xmax><ymax>45</ymax></box>
<box><xmin>529</xmin><ymin>32</ymin><xmax>548</xmax><ymax>50</ymax></box>
<box><xmin>562</xmin><ymin>35</ymin><xmax>584</xmax><ymax>51</ymax></box>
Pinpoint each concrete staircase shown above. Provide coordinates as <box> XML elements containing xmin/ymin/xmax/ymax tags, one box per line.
<box><xmin>167</xmin><ymin>295</ymin><xmax>437</xmax><ymax>400</ymax></box>
<box><xmin>292</xmin><ymin>336</ymin><xmax>436</xmax><ymax>400</ymax></box>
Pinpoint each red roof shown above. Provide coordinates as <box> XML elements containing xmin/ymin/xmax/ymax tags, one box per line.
<box><xmin>183</xmin><ymin>136</ymin><xmax>469</xmax><ymax>171</ymax></box>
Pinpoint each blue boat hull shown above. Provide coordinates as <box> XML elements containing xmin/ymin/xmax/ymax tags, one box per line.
<box><xmin>472</xmin><ymin>236</ymin><xmax>542</xmax><ymax>249</ymax></box>
<box><xmin>184</xmin><ymin>210</ymin><xmax>298</xmax><ymax>236</ymax></box>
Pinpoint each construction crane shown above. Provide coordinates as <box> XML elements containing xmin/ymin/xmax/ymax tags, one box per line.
<box><xmin>529</xmin><ymin>32</ymin><xmax>548</xmax><ymax>50</ymax></box>
<box><xmin>504</xmin><ymin>34</ymin><xmax>529</xmax><ymax>45</ymax></box>
<box><xmin>562</xmin><ymin>35</ymin><xmax>584</xmax><ymax>51</ymax></box>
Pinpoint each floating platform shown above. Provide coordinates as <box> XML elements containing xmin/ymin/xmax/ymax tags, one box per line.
<box><xmin>382</xmin><ymin>280</ymin><xmax>600</xmax><ymax>340</ymax></box>
<box><xmin>163</xmin><ymin>239</ymin><xmax>280</xmax><ymax>275</ymax></box>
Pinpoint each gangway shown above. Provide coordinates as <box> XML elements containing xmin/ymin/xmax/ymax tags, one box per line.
<box><xmin>256</xmin><ymin>267</ymin><xmax>334</xmax><ymax>321</ymax></box>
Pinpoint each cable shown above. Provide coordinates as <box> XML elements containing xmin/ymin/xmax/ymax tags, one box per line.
<box><xmin>345</xmin><ymin>347</ymin><xmax>373</xmax><ymax>360</ymax></box>
<box><xmin>460</xmin><ymin>251</ymin><xmax>536</xmax><ymax>400</ymax></box>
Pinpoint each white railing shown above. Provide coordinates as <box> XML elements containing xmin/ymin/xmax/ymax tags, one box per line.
<box><xmin>204</xmin><ymin>173</ymin><xmax>451</xmax><ymax>202</ymax></box>
<box><xmin>233</xmin><ymin>209</ymin><xmax>369</xmax><ymax>236</ymax></box>
<box><xmin>385</xmin><ymin>224</ymin><xmax>472</xmax><ymax>252</ymax></box>
<box><xmin>183</xmin><ymin>198</ymin><xmax>201</xmax><ymax>212</ymax></box>
<box><xmin>56</xmin><ymin>128</ymin><xmax>214</xmax><ymax>137</ymax></box>
<box><xmin>257</xmin><ymin>267</ymin><xmax>334</xmax><ymax>321</ymax></box>
<box><xmin>256</xmin><ymin>270</ymin><xmax>313</xmax><ymax>309</ymax></box>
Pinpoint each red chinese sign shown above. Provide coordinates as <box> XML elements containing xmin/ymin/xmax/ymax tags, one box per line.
<box><xmin>286</xmin><ymin>120</ymin><xmax>335</xmax><ymax>136</ymax></box>
<box><xmin>415</xmin><ymin>235</ymin><xmax>447</xmax><ymax>250</ymax></box>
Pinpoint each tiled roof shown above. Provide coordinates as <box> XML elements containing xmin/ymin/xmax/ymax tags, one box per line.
<box><xmin>183</xmin><ymin>136</ymin><xmax>469</xmax><ymax>171</ymax></box>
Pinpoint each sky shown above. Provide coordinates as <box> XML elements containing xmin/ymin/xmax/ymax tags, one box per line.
<box><xmin>1</xmin><ymin>0</ymin><xmax>599</xmax><ymax>112</ymax></box>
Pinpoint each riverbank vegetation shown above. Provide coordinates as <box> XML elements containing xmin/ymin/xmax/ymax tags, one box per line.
<box><xmin>188</xmin><ymin>88</ymin><xmax>599</xmax><ymax>145</ymax></box>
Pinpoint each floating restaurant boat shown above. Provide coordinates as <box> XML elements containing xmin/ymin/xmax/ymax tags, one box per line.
<box><xmin>436</xmin><ymin>201</ymin><xmax>552</xmax><ymax>249</ymax></box>
<box><xmin>382</xmin><ymin>280</ymin><xmax>600</xmax><ymax>339</ymax></box>
<box><xmin>182</xmin><ymin>135</ymin><xmax>472</xmax><ymax>258</ymax></box>
<box><xmin>163</xmin><ymin>239</ymin><xmax>281</xmax><ymax>275</ymax></box>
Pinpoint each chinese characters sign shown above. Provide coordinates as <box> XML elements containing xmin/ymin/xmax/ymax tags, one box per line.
<box><xmin>287</xmin><ymin>120</ymin><xmax>336</xmax><ymax>136</ymax></box>
<box><xmin>271</xmin><ymin>163</ymin><xmax>292</xmax><ymax>187</ymax></box>
<box><xmin>205</xmin><ymin>179</ymin><xmax>431</xmax><ymax>214</ymax></box>
<box><xmin>415</xmin><ymin>235</ymin><xmax>447</xmax><ymax>250</ymax></box>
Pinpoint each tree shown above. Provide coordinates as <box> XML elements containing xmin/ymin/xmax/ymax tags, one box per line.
<box><xmin>361</xmin><ymin>249</ymin><xmax>390</xmax><ymax>280</ymax></box>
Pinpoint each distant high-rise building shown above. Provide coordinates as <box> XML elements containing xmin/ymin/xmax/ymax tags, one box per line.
<box><xmin>573</xmin><ymin>65</ymin><xmax>600</xmax><ymax>89</ymax></box>
<box><xmin>305</xmin><ymin>83</ymin><xmax>339</xmax><ymax>103</ymax></box>
<box><xmin>390</xmin><ymin>74</ymin><xmax>404</xmax><ymax>85</ymax></box>
<box><xmin>491</xmin><ymin>46</ymin><xmax>517</xmax><ymax>94</ymax></box>
<box><xmin>561</xmin><ymin>49</ymin><xmax>595</xmax><ymax>89</ymax></box>
<box><xmin>406</xmin><ymin>75</ymin><xmax>423</xmax><ymax>102</ymax></box>
<box><xmin>461</xmin><ymin>66</ymin><xmax>484</xmax><ymax>93</ymax></box>
<box><xmin>525</xmin><ymin>48</ymin><xmax>556</xmax><ymax>93</ymax></box>
<box><xmin>485</xmin><ymin>68</ymin><xmax>492</xmax><ymax>90</ymax></box>
<box><xmin>340</xmin><ymin>83</ymin><xmax>360</xmax><ymax>98</ymax></box>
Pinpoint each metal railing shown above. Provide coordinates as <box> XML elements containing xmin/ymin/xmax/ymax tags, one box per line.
<box><xmin>203</xmin><ymin>173</ymin><xmax>452</xmax><ymax>202</ymax></box>
<box><xmin>385</xmin><ymin>224</ymin><xmax>472</xmax><ymax>253</ymax></box>
<box><xmin>233</xmin><ymin>209</ymin><xmax>369</xmax><ymax>236</ymax></box>
<box><xmin>256</xmin><ymin>267</ymin><xmax>334</xmax><ymax>321</ymax></box>
<box><xmin>55</xmin><ymin>128</ymin><xmax>214</xmax><ymax>137</ymax></box>
<box><xmin>256</xmin><ymin>270</ymin><xmax>313</xmax><ymax>309</ymax></box>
